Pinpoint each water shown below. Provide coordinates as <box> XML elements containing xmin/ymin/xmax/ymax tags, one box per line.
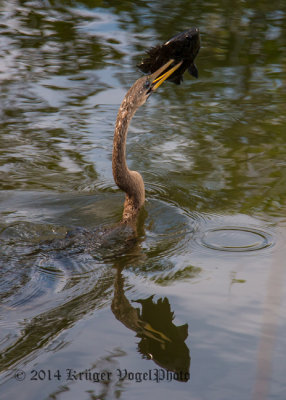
<box><xmin>1</xmin><ymin>1</ymin><xmax>286</xmax><ymax>399</ymax></box>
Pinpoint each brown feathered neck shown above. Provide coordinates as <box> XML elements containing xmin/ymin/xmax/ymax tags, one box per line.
<box><xmin>112</xmin><ymin>81</ymin><xmax>146</xmax><ymax>227</ymax></box>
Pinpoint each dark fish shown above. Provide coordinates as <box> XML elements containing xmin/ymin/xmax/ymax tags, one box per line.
<box><xmin>138</xmin><ymin>28</ymin><xmax>200</xmax><ymax>84</ymax></box>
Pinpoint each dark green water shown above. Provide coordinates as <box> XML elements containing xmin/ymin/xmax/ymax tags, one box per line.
<box><xmin>0</xmin><ymin>1</ymin><xmax>286</xmax><ymax>399</ymax></box>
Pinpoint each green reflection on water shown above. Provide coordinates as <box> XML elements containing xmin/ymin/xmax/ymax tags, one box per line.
<box><xmin>1</xmin><ymin>0</ymin><xmax>285</xmax><ymax>216</ymax></box>
<box><xmin>0</xmin><ymin>2</ymin><xmax>286</xmax><ymax>399</ymax></box>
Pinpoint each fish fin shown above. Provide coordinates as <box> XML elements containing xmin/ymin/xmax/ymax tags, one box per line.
<box><xmin>188</xmin><ymin>63</ymin><xmax>198</xmax><ymax>78</ymax></box>
<box><xmin>137</xmin><ymin>45</ymin><xmax>168</xmax><ymax>73</ymax></box>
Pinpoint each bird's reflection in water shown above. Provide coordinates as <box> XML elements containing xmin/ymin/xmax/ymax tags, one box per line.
<box><xmin>0</xmin><ymin>223</ymin><xmax>191</xmax><ymax>393</ymax></box>
<box><xmin>111</xmin><ymin>266</ymin><xmax>191</xmax><ymax>381</ymax></box>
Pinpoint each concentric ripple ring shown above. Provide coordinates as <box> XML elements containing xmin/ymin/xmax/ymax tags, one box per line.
<box><xmin>200</xmin><ymin>226</ymin><xmax>273</xmax><ymax>252</ymax></box>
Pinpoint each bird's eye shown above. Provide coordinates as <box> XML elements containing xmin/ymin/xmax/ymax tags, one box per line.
<box><xmin>144</xmin><ymin>80</ymin><xmax>151</xmax><ymax>89</ymax></box>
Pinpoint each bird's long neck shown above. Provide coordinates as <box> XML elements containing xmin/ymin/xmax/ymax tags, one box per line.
<box><xmin>112</xmin><ymin>91</ymin><xmax>145</xmax><ymax>225</ymax></box>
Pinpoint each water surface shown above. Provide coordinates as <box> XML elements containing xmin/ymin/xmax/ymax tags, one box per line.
<box><xmin>0</xmin><ymin>1</ymin><xmax>286</xmax><ymax>399</ymax></box>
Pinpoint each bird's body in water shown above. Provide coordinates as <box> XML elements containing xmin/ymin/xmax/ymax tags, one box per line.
<box><xmin>38</xmin><ymin>60</ymin><xmax>190</xmax><ymax>255</ymax></box>
<box><xmin>113</xmin><ymin>28</ymin><xmax>200</xmax><ymax>230</ymax></box>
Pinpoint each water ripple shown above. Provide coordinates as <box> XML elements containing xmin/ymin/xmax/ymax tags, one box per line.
<box><xmin>193</xmin><ymin>213</ymin><xmax>275</xmax><ymax>254</ymax></box>
<box><xmin>199</xmin><ymin>226</ymin><xmax>273</xmax><ymax>252</ymax></box>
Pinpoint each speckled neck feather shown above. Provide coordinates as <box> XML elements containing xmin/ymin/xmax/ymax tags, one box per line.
<box><xmin>112</xmin><ymin>82</ymin><xmax>146</xmax><ymax>227</ymax></box>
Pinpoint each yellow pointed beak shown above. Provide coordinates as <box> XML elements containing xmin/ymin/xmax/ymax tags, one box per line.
<box><xmin>151</xmin><ymin>59</ymin><xmax>183</xmax><ymax>91</ymax></box>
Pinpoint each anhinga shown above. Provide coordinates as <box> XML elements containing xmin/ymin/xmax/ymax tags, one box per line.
<box><xmin>112</xmin><ymin>28</ymin><xmax>200</xmax><ymax>227</ymax></box>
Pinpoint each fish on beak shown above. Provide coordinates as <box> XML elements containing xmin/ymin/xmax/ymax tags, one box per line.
<box><xmin>149</xmin><ymin>59</ymin><xmax>183</xmax><ymax>93</ymax></box>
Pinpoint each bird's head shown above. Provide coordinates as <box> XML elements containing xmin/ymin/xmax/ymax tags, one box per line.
<box><xmin>125</xmin><ymin>59</ymin><xmax>183</xmax><ymax>109</ymax></box>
